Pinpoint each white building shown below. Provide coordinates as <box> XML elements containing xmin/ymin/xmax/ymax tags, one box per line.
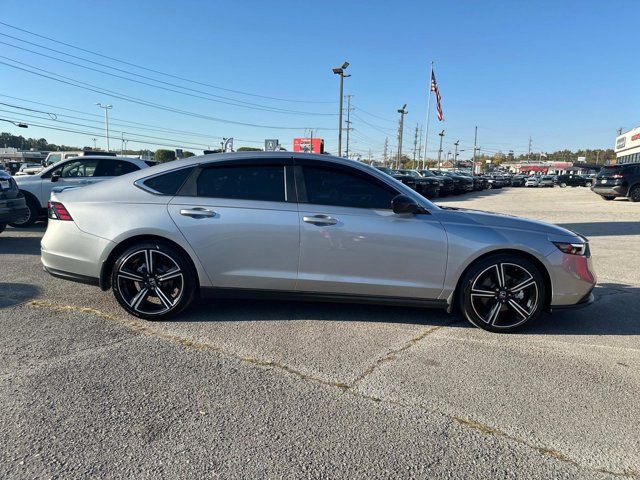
<box><xmin>614</xmin><ymin>126</ymin><xmax>640</xmax><ymax>165</ymax></box>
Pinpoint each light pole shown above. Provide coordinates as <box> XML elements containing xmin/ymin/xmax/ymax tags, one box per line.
<box><xmin>437</xmin><ymin>130</ymin><xmax>445</xmax><ymax>169</ymax></box>
<box><xmin>332</xmin><ymin>61</ymin><xmax>350</xmax><ymax>157</ymax></box>
<box><xmin>453</xmin><ymin>140</ymin><xmax>460</xmax><ymax>165</ymax></box>
<box><xmin>0</xmin><ymin>119</ymin><xmax>28</xmax><ymax>128</ymax></box>
<box><xmin>396</xmin><ymin>104</ymin><xmax>408</xmax><ymax>168</ymax></box>
<box><xmin>96</xmin><ymin>103</ymin><xmax>113</xmax><ymax>151</ymax></box>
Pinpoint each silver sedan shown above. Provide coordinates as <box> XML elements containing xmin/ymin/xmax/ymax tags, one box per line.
<box><xmin>41</xmin><ymin>153</ymin><xmax>596</xmax><ymax>332</ymax></box>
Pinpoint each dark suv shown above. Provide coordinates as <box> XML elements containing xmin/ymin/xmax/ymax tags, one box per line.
<box><xmin>556</xmin><ymin>174</ymin><xmax>592</xmax><ymax>188</ymax></box>
<box><xmin>0</xmin><ymin>170</ymin><xmax>28</xmax><ymax>234</ymax></box>
<box><xmin>592</xmin><ymin>163</ymin><xmax>640</xmax><ymax>201</ymax></box>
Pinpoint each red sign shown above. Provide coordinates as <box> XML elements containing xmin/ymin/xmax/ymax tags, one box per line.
<box><xmin>293</xmin><ymin>138</ymin><xmax>324</xmax><ymax>153</ymax></box>
<box><xmin>632</xmin><ymin>133</ymin><xmax>640</xmax><ymax>141</ymax></box>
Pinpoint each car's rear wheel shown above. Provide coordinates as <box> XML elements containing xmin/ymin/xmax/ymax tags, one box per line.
<box><xmin>458</xmin><ymin>254</ymin><xmax>546</xmax><ymax>333</ymax></box>
<box><xmin>559</xmin><ymin>182</ymin><xmax>567</xmax><ymax>188</ymax></box>
<box><xmin>602</xmin><ymin>195</ymin><xmax>615</xmax><ymax>201</ymax></box>
<box><xmin>9</xmin><ymin>194</ymin><xmax>38</xmax><ymax>228</ymax></box>
<box><xmin>629</xmin><ymin>185</ymin><xmax>640</xmax><ymax>202</ymax></box>
<box><xmin>111</xmin><ymin>241</ymin><xmax>197</xmax><ymax>320</ymax></box>
<box><xmin>585</xmin><ymin>181</ymin><xmax>592</xmax><ymax>187</ymax></box>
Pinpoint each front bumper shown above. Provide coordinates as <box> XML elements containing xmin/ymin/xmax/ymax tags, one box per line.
<box><xmin>546</xmin><ymin>247</ymin><xmax>597</xmax><ymax>308</ymax></box>
<box><xmin>0</xmin><ymin>196</ymin><xmax>28</xmax><ymax>223</ymax></box>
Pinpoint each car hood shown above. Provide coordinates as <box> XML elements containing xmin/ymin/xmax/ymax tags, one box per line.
<box><xmin>13</xmin><ymin>174</ymin><xmax>41</xmax><ymax>186</ymax></box>
<box><xmin>435</xmin><ymin>206</ymin><xmax>585</xmax><ymax>241</ymax></box>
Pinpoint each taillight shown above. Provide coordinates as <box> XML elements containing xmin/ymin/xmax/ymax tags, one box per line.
<box><xmin>611</xmin><ymin>174</ymin><xmax>624</xmax><ymax>179</ymax></box>
<box><xmin>47</xmin><ymin>201</ymin><xmax>73</xmax><ymax>221</ymax></box>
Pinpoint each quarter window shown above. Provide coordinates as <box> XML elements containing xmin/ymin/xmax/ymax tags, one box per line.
<box><xmin>197</xmin><ymin>165</ymin><xmax>285</xmax><ymax>202</ymax></box>
<box><xmin>301</xmin><ymin>166</ymin><xmax>397</xmax><ymax>209</ymax></box>
<box><xmin>142</xmin><ymin>167</ymin><xmax>194</xmax><ymax>195</ymax></box>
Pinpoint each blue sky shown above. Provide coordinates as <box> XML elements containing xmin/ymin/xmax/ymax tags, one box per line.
<box><xmin>0</xmin><ymin>0</ymin><xmax>637</xmax><ymax>159</ymax></box>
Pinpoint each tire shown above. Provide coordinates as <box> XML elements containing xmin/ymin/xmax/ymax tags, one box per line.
<box><xmin>9</xmin><ymin>194</ymin><xmax>39</xmax><ymax>228</ymax></box>
<box><xmin>602</xmin><ymin>196</ymin><xmax>615</xmax><ymax>201</ymax></box>
<box><xmin>585</xmin><ymin>181</ymin><xmax>592</xmax><ymax>187</ymax></box>
<box><xmin>629</xmin><ymin>185</ymin><xmax>640</xmax><ymax>203</ymax></box>
<box><xmin>457</xmin><ymin>253</ymin><xmax>546</xmax><ymax>333</ymax></box>
<box><xmin>0</xmin><ymin>223</ymin><xmax>5</xmax><ymax>234</ymax></box>
<box><xmin>559</xmin><ymin>183</ymin><xmax>567</xmax><ymax>188</ymax></box>
<box><xmin>111</xmin><ymin>241</ymin><xmax>197</xmax><ymax>320</ymax></box>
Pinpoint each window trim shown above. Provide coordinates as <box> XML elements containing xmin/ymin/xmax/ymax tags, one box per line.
<box><xmin>294</xmin><ymin>162</ymin><xmax>401</xmax><ymax>210</ymax></box>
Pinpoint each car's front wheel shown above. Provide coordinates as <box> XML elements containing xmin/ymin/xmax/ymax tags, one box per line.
<box><xmin>628</xmin><ymin>185</ymin><xmax>640</xmax><ymax>203</ymax></box>
<box><xmin>111</xmin><ymin>241</ymin><xmax>197</xmax><ymax>320</ymax></box>
<box><xmin>559</xmin><ymin>182</ymin><xmax>567</xmax><ymax>188</ymax></box>
<box><xmin>458</xmin><ymin>254</ymin><xmax>546</xmax><ymax>333</ymax></box>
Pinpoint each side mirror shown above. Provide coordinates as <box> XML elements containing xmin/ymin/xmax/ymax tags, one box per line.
<box><xmin>391</xmin><ymin>194</ymin><xmax>422</xmax><ymax>215</ymax></box>
<box><xmin>51</xmin><ymin>172</ymin><xmax>61</xmax><ymax>183</ymax></box>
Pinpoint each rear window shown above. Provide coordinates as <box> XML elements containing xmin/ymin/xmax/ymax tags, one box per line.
<box><xmin>598</xmin><ymin>166</ymin><xmax>627</xmax><ymax>176</ymax></box>
<box><xmin>142</xmin><ymin>167</ymin><xmax>194</xmax><ymax>195</ymax></box>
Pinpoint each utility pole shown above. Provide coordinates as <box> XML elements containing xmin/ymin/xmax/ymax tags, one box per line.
<box><xmin>121</xmin><ymin>131</ymin><xmax>125</xmax><ymax>155</ymax></box>
<box><xmin>437</xmin><ymin>130</ymin><xmax>445</xmax><ymax>170</ymax></box>
<box><xmin>412</xmin><ymin>123</ymin><xmax>419</xmax><ymax>164</ymax></box>
<box><xmin>396</xmin><ymin>104</ymin><xmax>408</xmax><ymax>169</ymax></box>
<box><xmin>472</xmin><ymin>126</ymin><xmax>478</xmax><ymax>174</ymax></box>
<box><xmin>92</xmin><ymin>138</ymin><xmax>97</xmax><ymax>150</ymax></box>
<box><xmin>527</xmin><ymin>136</ymin><xmax>532</xmax><ymax>161</ymax></box>
<box><xmin>368</xmin><ymin>149</ymin><xmax>372</xmax><ymax>164</ymax></box>
<box><xmin>345</xmin><ymin>94</ymin><xmax>353</xmax><ymax>159</ymax></box>
<box><xmin>332</xmin><ymin>61</ymin><xmax>350</xmax><ymax>157</ymax></box>
<box><xmin>453</xmin><ymin>140</ymin><xmax>460</xmax><ymax>164</ymax></box>
<box><xmin>418</xmin><ymin>124</ymin><xmax>424</xmax><ymax>168</ymax></box>
<box><xmin>96</xmin><ymin>103</ymin><xmax>113</xmax><ymax>151</ymax></box>
<box><xmin>383</xmin><ymin>137</ymin><xmax>389</xmax><ymax>166</ymax></box>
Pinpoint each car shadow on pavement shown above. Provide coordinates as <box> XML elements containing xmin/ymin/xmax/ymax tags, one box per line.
<box><xmin>557</xmin><ymin>221</ymin><xmax>640</xmax><ymax>237</ymax></box>
<box><xmin>0</xmin><ymin>234</ymin><xmax>41</xmax><ymax>255</ymax></box>
<box><xmin>178</xmin><ymin>282</ymin><xmax>639</xmax><ymax>336</ymax></box>
<box><xmin>0</xmin><ymin>283</ymin><xmax>41</xmax><ymax>309</ymax></box>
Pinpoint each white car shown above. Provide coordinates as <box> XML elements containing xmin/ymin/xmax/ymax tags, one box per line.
<box><xmin>525</xmin><ymin>176</ymin><xmax>540</xmax><ymax>187</ymax></box>
<box><xmin>11</xmin><ymin>155</ymin><xmax>150</xmax><ymax>227</ymax></box>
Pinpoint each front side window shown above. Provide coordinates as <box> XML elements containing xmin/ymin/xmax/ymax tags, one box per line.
<box><xmin>56</xmin><ymin>159</ymin><xmax>99</xmax><ymax>178</ymax></box>
<box><xmin>197</xmin><ymin>165</ymin><xmax>285</xmax><ymax>202</ymax></box>
<box><xmin>93</xmin><ymin>160</ymin><xmax>140</xmax><ymax>177</ymax></box>
<box><xmin>301</xmin><ymin>166</ymin><xmax>397</xmax><ymax>209</ymax></box>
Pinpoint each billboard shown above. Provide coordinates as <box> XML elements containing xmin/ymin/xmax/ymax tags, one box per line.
<box><xmin>293</xmin><ymin>138</ymin><xmax>324</xmax><ymax>154</ymax></box>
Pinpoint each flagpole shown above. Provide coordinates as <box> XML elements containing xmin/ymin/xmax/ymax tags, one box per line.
<box><xmin>422</xmin><ymin>61</ymin><xmax>434</xmax><ymax>169</ymax></box>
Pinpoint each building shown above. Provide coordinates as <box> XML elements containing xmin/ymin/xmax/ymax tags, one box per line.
<box><xmin>0</xmin><ymin>148</ymin><xmax>48</xmax><ymax>173</ymax></box>
<box><xmin>614</xmin><ymin>126</ymin><xmax>640</xmax><ymax>165</ymax></box>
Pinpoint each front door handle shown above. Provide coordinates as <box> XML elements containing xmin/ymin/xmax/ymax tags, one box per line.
<box><xmin>303</xmin><ymin>214</ymin><xmax>338</xmax><ymax>226</ymax></box>
<box><xmin>180</xmin><ymin>207</ymin><xmax>216</xmax><ymax>219</ymax></box>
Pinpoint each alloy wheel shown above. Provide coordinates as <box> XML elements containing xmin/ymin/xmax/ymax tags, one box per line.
<box><xmin>116</xmin><ymin>248</ymin><xmax>184</xmax><ymax>316</ymax></box>
<box><xmin>469</xmin><ymin>262</ymin><xmax>539</xmax><ymax>329</ymax></box>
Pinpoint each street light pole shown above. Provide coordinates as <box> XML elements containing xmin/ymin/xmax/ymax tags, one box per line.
<box><xmin>437</xmin><ymin>130</ymin><xmax>445</xmax><ymax>169</ymax></box>
<box><xmin>332</xmin><ymin>61</ymin><xmax>350</xmax><ymax>157</ymax></box>
<box><xmin>454</xmin><ymin>140</ymin><xmax>460</xmax><ymax>164</ymax></box>
<box><xmin>96</xmin><ymin>103</ymin><xmax>113</xmax><ymax>151</ymax></box>
<box><xmin>396</xmin><ymin>104</ymin><xmax>408</xmax><ymax>168</ymax></box>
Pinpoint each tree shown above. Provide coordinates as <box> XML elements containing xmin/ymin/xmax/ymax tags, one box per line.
<box><xmin>181</xmin><ymin>151</ymin><xmax>195</xmax><ymax>158</ymax></box>
<box><xmin>237</xmin><ymin>146</ymin><xmax>262</xmax><ymax>152</ymax></box>
<box><xmin>155</xmin><ymin>149</ymin><xmax>176</xmax><ymax>163</ymax></box>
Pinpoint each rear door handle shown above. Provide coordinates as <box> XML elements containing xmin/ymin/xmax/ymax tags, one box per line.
<box><xmin>303</xmin><ymin>214</ymin><xmax>337</xmax><ymax>226</ymax></box>
<box><xmin>180</xmin><ymin>207</ymin><xmax>216</xmax><ymax>218</ymax></box>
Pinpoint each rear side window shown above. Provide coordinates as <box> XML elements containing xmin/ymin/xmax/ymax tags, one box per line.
<box><xmin>94</xmin><ymin>160</ymin><xmax>140</xmax><ymax>177</ymax></box>
<box><xmin>142</xmin><ymin>167</ymin><xmax>194</xmax><ymax>195</ymax></box>
<box><xmin>196</xmin><ymin>165</ymin><xmax>285</xmax><ymax>202</ymax></box>
<box><xmin>301</xmin><ymin>166</ymin><xmax>397</xmax><ymax>209</ymax></box>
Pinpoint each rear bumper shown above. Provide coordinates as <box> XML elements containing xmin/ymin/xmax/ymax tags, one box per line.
<box><xmin>550</xmin><ymin>290</ymin><xmax>594</xmax><ymax>312</ymax></box>
<box><xmin>43</xmin><ymin>266</ymin><xmax>99</xmax><ymax>286</ymax></box>
<box><xmin>0</xmin><ymin>196</ymin><xmax>28</xmax><ymax>223</ymax></box>
<box><xmin>592</xmin><ymin>185</ymin><xmax>627</xmax><ymax>197</ymax></box>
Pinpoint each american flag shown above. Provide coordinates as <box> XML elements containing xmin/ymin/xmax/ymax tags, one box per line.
<box><xmin>431</xmin><ymin>70</ymin><xmax>444</xmax><ymax>121</ymax></box>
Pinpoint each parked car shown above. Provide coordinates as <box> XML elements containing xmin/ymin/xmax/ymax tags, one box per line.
<box><xmin>12</xmin><ymin>156</ymin><xmax>150</xmax><ymax>227</ymax></box>
<box><xmin>511</xmin><ymin>175</ymin><xmax>526</xmax><ymax>187</ymax></box>
<box><xmin>14</xmin><ymin>163</ymin><xmax>44</xmax><ymax>176</ymax></box>
<box><xmin>539</xmin><ymin>175</ymin><xmax>555</xmax><ymax>188</ymax></box>
<box><xmin>42</xmin><ymin>150</ymin><xmax>116</xmax><ymax>168</ymax></box>
<box><xmin>592</xmin><ymin>163</ymin><xmax>640</xmax><ymax>201</ymax></box>
<box><xmin>437</xmin><ymin>171</ymin><xmax>474</xmax><ymax>193</ymax></box>
<box><xmin>0</xmin><ymin>170</ymin><xmax>28</xmax><ymax>234</ymax></box>
<box><xmin>525</xmin><ymin>176</ymin><xmax>540</xmax><ymax>187</ymax></box>
<box><xmin>484</xmin><ymin>175</ymin><xmax>507</xmax><ymax>189</ymax></box>
<box><xmin>556</xmin><ymin>174</ymin><xmax>592</xmax><ymax>188</ymax></box>
<box><xmin>42</xmin><ymin>152</ymin><xmax>596</xmax><ymax>332</ymax></box>
<box><xmin>392</xmin><ymin>169</ymin><xmax>440</xmax><ymax>198</ymax></box>
<box><xmin>458</xmin><ymin>173</ymin><xmax>485</xmax><ymax>191</ymax></box>
<box><xmin>418</xmin><ymin>170</ymin><xmax>455</xmax><ymax>196</ymax></box>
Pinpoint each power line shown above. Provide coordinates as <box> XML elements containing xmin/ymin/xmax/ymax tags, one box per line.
<box><xmin>0</xmin><ymin>37</ymin><xmax>335</xmax><ymax>116</ymax></box>
<box><xmin>0</xmin><ymin>21</ymin><xmax>335</xmax><ymax>105</ymax></box>
<box><xmin>0</xmin><ymin>56</ymin><xmax>337</xmax><ymax>131</ymax></box>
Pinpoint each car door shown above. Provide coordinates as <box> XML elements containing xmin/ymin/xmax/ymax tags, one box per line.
<box><xmin>168</xmin><ymin>158</ymin><xmax>300</xmax><ymax>291</ymax></box>
<box><xmin>295</xmin><ymin>160</ymin><xmax>448</xmax><ymax>299</ymax></box>
<box><xmin>40</xmin><ymin>158</ymin><xmax>100</xmax><ymax>206</ymax></box>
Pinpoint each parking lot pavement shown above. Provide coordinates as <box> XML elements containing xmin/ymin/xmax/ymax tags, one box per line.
<box><xmin>1</xmin><ymin>187</ymin><xmax>639</xmax><ymax>478</ymax></box>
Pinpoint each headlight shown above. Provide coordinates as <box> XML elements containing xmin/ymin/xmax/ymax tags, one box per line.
<box><xmin>553</xmin><ymin>242</ymin><xmax>588</xmax><ymax>256</ymax></box>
